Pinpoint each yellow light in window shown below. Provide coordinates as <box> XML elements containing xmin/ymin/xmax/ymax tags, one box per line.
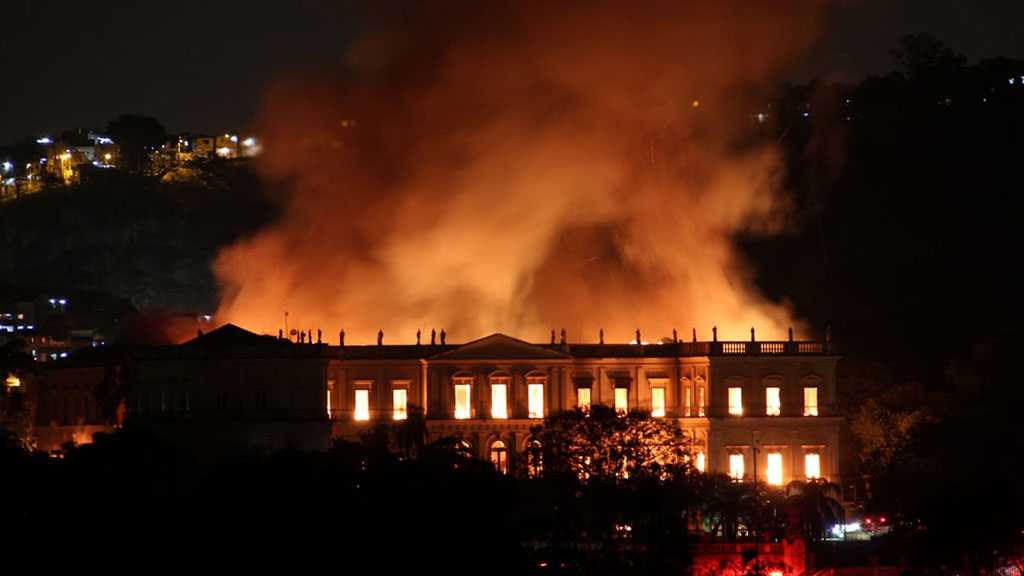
<box><xmin>454</xmin><ymin>383</ymin><xmax>471</xmax><ymax>419</ymax></box>
<box><xmin>728</xmin><ymin>387</ymin><xmax>743</xmax><ymax>416</ymax></box>
<box><xmin>489</xmin><ymin>440</ymin><xmax>508</xmax><ymax>474</ymax></box>
<box><xmin>766</xmin><ymin>387</ymin><xmax>781</xmax><ymax>416</ymax></box>
<box><xmin>804</xmin><ymin>387</ymin><xmax>819</xmax><ymax>416</ymax></box>
<box><xmin>698</xmin><ymin>386</ymin><xmax>705</xmax><ymax>416</ymax></box>
<box><xmin>326</xmin><ymin>388</ymin><xmax>332</xmax><ymax>419</ymax></box>
<box><xmin>696</xmin><ymin>451</ymin><xmax>706</xmax><ymax>473</ymax></box>
<box><xmin>577</xmin><ymin>387</ymin><xmax>591</xmax><ymax>411</ymax></box>
<box><xmin>5</xmin><ymin>373</ymin><xmax>20</xmax><ymax>388</ymax></box>
<box><xmin>491</xmin><ymin>383</ymin><xmax>508</xmax><ymax>419</ymax></box>
<box><xmin>805</xmin><ymin>453</ymin><xmax>821</xmax><ymax>479</ymax></box>
<box><xmin>729</xmin><ymin>453</ymin><xmax>744</xmax><ymax>480</ymax></box>
<box><xmin>651</xmin><ymin>387</ymin><xmax>665</xmax><ymax>417</ymax></box>
<box><xmin>354</xmin><ymin>389</ymin><xmax>369</xmax><ymax>421</ymax></box>
<box><xmin>393</xmin><ymin>388</ymin><xmax>407</xmax><ymax>420</ymax></box>
<box><xmin>766</xmin><ymin>452</ymin><xmax>783</xmax><ymax>485</ymax></box>
<box><xmin>528</xmin><ymin>383</ymin><xmax>544</xmax><ymax>419</ymax></box>
<box><xmin>684</xmin><ymin>386</ymin><xmax>692</xmax><ymax>416</ymax></box>
<box><xmin>614</xmin><ymin>387</ymin><xmax>628</xmax><ymax>415</ymax></box>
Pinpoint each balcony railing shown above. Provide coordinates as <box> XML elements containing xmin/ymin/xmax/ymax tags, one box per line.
<box><xmin>696</xmin><ymin>341</ymin><xmax>833</xmax><ymax>356</ymax></box>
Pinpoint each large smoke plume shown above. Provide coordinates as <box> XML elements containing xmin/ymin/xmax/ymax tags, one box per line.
<box><xmin>214</xmin><ymin>1</ymin><xmax>826</xmax><ymax>343</ymax></box>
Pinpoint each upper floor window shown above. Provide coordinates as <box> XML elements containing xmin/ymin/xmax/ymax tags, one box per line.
<box><xmin>805</xmin><ymin>452</ymin><xmax>821</xmax><ymax>479</ymax></box>
<box><xmin>454</xmin><ymin>378</ymin><xmax>472</xmax><ymax>420</ymax></box>
<box><xmin>651</xmin><ymin>387</ymin><xmax>666</xmax><ymax>418</ymax></box>
<box><xmin>393</xmin><ymin>388</ymin><xmax>407</xmax><ymax>420</ymax></box>
<box><xmin>326</xmin><ymin>379</ymin><xmax>335</xmax><ymax>419</ymax></box>
<box><xmin>803</xmin><ymin>387</ymin><xmax>819</xmax><ymax>416</ymax></box>
<box><xmin>576</xmin><ymin>386</ymin><xmax>591</xmax><ymax>411</ymax></box>
<box><xmin>683</xmin><ymin>382</ymin><xmax>692</xmax><ymax>417</ymax></box>
<box><xmin>354</xmin><ymin>389</ymin><xmax>370</xmax><ymax>421</ymax></box>
<box><xmin>766</xmin><ymin>451</ymin><xmax>783</xmax><ymax>486</ymax></box>
<box><xmin>728</xmin><ymin>452</ymin><xmax>745</xmax><ymax>480</ymax></box>
<box><xmin>697</xmin><ymin>382</ymin><xmax>706</xmax><ymax>417</ymax></box>
<box><xmin>765</xmin><ymin>387</ymin><xmax>781</xmax><ymax>416</ymax></box>
<box><xmin>527</xmin><ymin>377</ymin><xmax>545</xmax><ymax>419</ymax></box>
<box><xmin>728</xmin><ymin>387</ymin><xmax>743</xmax><ymax>416</ymax></box>
<box><xmin>491</xmin><ymin>379</ymin><xmax>508</xmax><ymax>419</ymax></box>
<box><xmin>614</xmin><ymin>387</ymin><xmax>628</xmax><ymax>415</ymax></box>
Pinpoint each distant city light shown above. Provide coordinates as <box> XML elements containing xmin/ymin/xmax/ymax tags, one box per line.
<box><xmin>242</xmin><ymin>137</ymin><xmax>256</xmax><ymax>147</ymax></box>
<box><xmin>36</xmin><ymin>137</ymin><xmax>52</xmax><ymax>144</ymax></box>
<box><xmin>1</xmin><ymin>161</ymin><xmax>11</xmax><ymax>172</ymax></box>
<box><xmin>95</xmin><ymin>136</ymin><xmax>113</xmax><ymax>144</ymax></box>
<box><xmin>230</xmin><ymin>135</ymin><xmax>238</xmax><ymax>143</ymax></box>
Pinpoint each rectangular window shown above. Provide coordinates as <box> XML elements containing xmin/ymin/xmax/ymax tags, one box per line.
<box><xmin>393</xmin><ymin>388</ymin><xmax>407</xmax><ymax>420</ymax></box>
<box><xmin>805</xmin><ymin>453</ymin><xmax>821</xmax><ymax>479</ymax></box>
<box><xmin>454</xmin><ymin>383</ymin><xmax>471</xmax><ymax>419</ymax></box>
<box><xmin>804</xmin><ymin>387</ymin><xmax>819</xmax><ymax>416</ymax></box>
<box><xmin>766</xmin><ymin>452</ymin><xmax>783</xmax><ymax>485</ymax></box>
<box><xmin>651</xmin><ymin>387</ymin><xmax>666</xmax><ymax>418</ymax></box>
<box><xmin>696</xmin><ymin>451</ymin><xmax>706</xmax><ymax>473</ymax></box>
<box><xmin>528</xmin><ymin>383</ymin><xmax>544</xmax><ymax>419</ymax></box>
<box><xmin>614</xmin><ymin>387</ymin><xmax>628</xmax><ymax>415</ymax></box>
<box><xmin>729</xmin><ymin>453</ymin><xmax>745</xmax><ymax>480</ymax></box>
<box><xmin>326</xmin><ymin>380</ymin><xmax>334</xmax><ymax>419</ymax></box>
<box><xmin>728</xmin><ymin>387</ymin><xmax>743</xmax><ymax>416</ymax></box>
<box><xmin>766</xmin><ymin>387</ymin><xmax>781</xmax><ymax>416</ymax></box>
<box><xmin>354</xmin><ymin>389</ymin><xmax>369</xmax><ymax>421</ymax></box>
<box><xmin>684</xmin><ymin>385</ymin><xmax>692</xmax><ymax>417</ymax></box>
<box><xmin>697</xmin><ymin>386</ymin><xmax>705</xmax><ymax>417</ymax></box>
<box><xmin>491</xmin><ymin>383</ymin><xmax>508</xmax><ymax>419</ymax></box>
<box><xmin>577</xmin><ymin>387</ymin><xmax>591</xmax><ymax>411</ymax></box>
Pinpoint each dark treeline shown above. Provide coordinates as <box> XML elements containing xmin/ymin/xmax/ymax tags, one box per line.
<box><xmin>745</xmin><ymin>35</ymin><xmax>1024</xmax><ymax>570</ymax></box>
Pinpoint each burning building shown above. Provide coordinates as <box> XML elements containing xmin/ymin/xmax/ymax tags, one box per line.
<box><xmin>118</xmin><ymin>323</ymin><xmax>841</xmax><ymax>485</ymax></box>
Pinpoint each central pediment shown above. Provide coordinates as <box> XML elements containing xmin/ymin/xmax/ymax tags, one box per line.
<box><xmin>431</xmin><ymin>333</ymin><xmax>570</xmax><ymax>360</ymax></box>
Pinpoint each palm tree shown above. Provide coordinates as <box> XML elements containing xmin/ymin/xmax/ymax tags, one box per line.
<box><xmin>701</xmin><ymin>473</ymin><xmax>757</xmax><ymax>539</ymax></box>
<box><xmin>785</xmin><ymin>478</ymin><xmax>844</xmax><ymax>541</ymax></box>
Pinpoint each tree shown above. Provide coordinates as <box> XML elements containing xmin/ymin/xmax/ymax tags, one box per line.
<box><xmin>105</xmin><ymin>114</ymin><xmax>166</xmax><ymax>173</ymax></box>
<box><xmin>784</xmin><ymin>479</ymin><xmax>843</xmax><ymax>542</ymax></box>
<box><xmin>530</xmin><ymin>404</ymin><xmax>693</xmax><ymax>482</ymax></box>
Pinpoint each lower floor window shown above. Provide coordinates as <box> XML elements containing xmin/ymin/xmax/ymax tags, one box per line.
<box><xmin>805</xmin><ymin>452</ymin><xmax>821</xmax><ymax>479</ymax></box>
<box><xmin>490</xmin><ymin>440</ymin><xmax>508</xmax><ymax>474</ymax></box>
<box><xmin>766</xmin><ymin>451</ymin><xmax>783</xmax><ymax>485</ymax></box>
<box><xmin>729</xmin><ymin>453</ymin><xmax>744</xmax><ymax>480</ymax></box>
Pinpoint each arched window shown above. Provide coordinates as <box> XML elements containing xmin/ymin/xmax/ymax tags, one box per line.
<box><xmin>526</xmin><ymin>439</ymin><xmax>543</xmax><ymax>478</ymax></box>
<box><xmin>489</xmin><ymin>440</ymin><xmax>509</xmax><ymax>474</ymax></box>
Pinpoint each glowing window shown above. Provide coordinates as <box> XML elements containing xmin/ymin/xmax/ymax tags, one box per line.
<box><xmin>766</xmin><ymin>452</ymin><xmax>783</xmax><ymax>485</ymax></box>
<box><xmin>577</xmin><ymin>387</ymin><xmax>591</xmax><ymax>411</ymax></box>
<box><xmin>393</xmin><ymin>388</ymin><xmax>407</xmax><ymax>420</ymax></box>
<box><xmin>697</xmin><ymin>385</ymin><xmax>705</xmax><ymax>416</ymax></box>
<box><xmin>805</xmin><ymin>453</ymin><xmax>821</xmax><ymax>479</ymax></box>
<box><xmin>803</xmin><ymin>387</ymin><xmax>819</xmax><ymax>416</ymax></box>
<box><xmin>614</xmin><ymin>387</ymin><xmax>628</xmax><ymax>415</ymax></box>
<box><xmin>729</xmin><ymin>453</ymin><xmax>744</xmax><ymax>480</ymax></box>
<box><xmin>766</xmin><ymin>387</ymin><xmax>781</xmax><ymax>416</ymax></box>
<box><xmin>696</xmin><ymin>451</ymin><xmax>706</xmax><ymax>473</ymax></box>
<box><xmin>491</xmin><ymin>382</ymin><xmax>508</xmax><ymax>419</ymax></box>
<box><xmin>454</xmin><ymin>382</ymin><xmax>471</xmax><ymax>419</ymax></box>
<box><xmin>528</xmin><ymin>382</ymin><xmax>544</xmax><ymax>419</ymax></box>
<box><xmin>728</xmin><ymin>387</ymin><xmax>743</xmax><ymax>416</ymax></box>
<box><xmin>527</xmin><ymin>440</ymin><xmax>543</xmax><ymax>478</ymax></box>
<box><xmin>684</xmin><ymin>385</ymin><xmax>692</xmax><ymax>417</ymax></box>
<box><xmin>489</xmin><ymin>440</ymin><xmax>508</xmax><ymax>474</ymax></box>
<box><xmin>354</xmin><ymin>389</ymin><xmax>369</xmax><ymax>421</ymax></box>
<box><xmin>326</xmin><ymin>379</ymin><xmax>336</xmax><ymax>419</ymax></box>
<box><xmin>651</xmin><ymin>387</ymin><xmax>666</xmax><ymax>417</ymax></box>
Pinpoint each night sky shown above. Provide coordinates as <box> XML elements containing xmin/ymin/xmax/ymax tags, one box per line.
<box><xmin>1</xmin><ymin>0</ymin><xmax>1022</xmax><ymax>144</ymax></box>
